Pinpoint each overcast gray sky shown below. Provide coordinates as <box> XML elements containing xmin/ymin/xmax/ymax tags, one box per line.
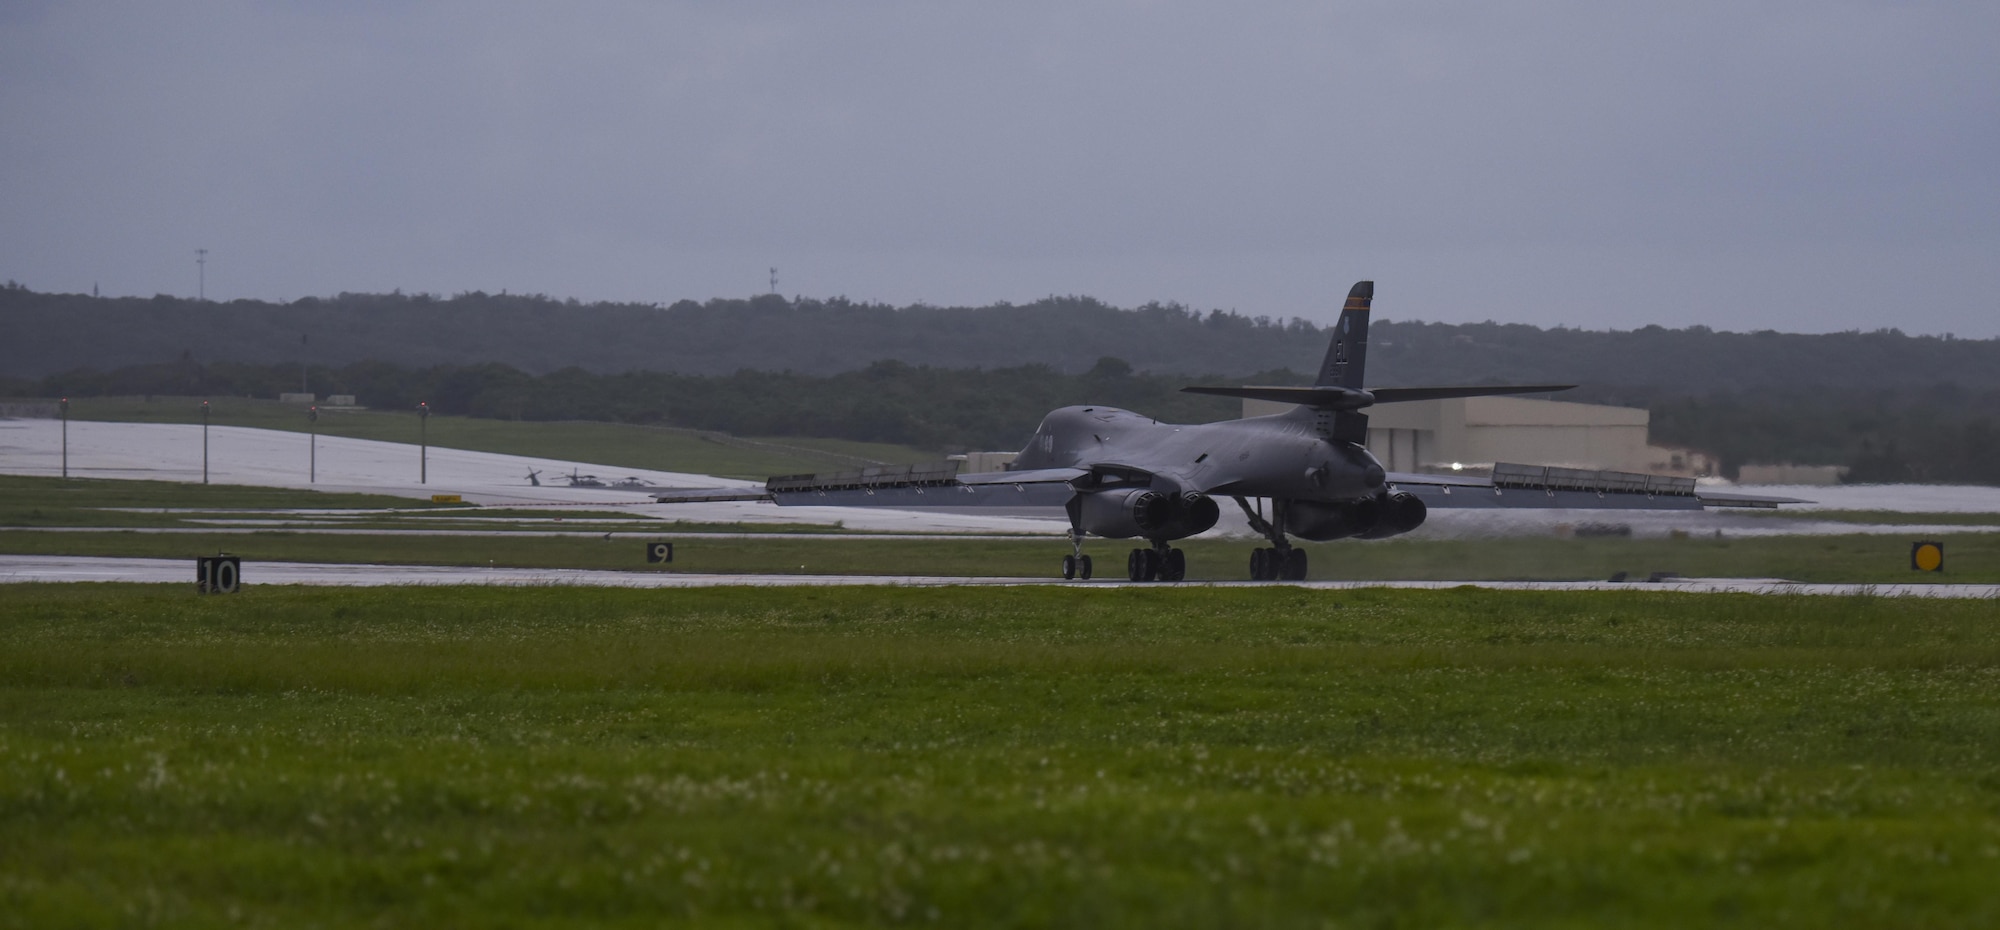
<box><xmin>4</xmin><ymin>1</ymin><xmax>1996</xmax><ymax>335</ymax></box>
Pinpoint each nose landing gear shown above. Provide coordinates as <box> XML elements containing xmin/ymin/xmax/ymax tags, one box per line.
<box><xmin>1060</xmin><ymin>527</ymin><xmax>1094</xmax><ymax>580</ymax></box>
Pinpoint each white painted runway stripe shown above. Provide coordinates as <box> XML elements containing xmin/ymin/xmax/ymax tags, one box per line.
<box><xmin>2</xmin><ymin>555</ymin><xmax>1994</xmax><ymax>597</ymax></box>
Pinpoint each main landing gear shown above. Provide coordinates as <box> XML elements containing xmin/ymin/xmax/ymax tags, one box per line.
<box><xmin>1235</xmin><ymin>497</ymin><xmax>1308</xmax><ymax>581</ymax></box>
<box><xmin>1123</xmin><ymin>542</ymin><xmax>1186</xmax><ymax>583</ymax></box>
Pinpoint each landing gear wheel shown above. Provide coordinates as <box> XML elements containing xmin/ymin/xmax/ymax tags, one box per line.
<box><xmin>1077</xmin><ymin>554</ymin><xmax>1093</xmax><ymax>580</ymax></box>
<box><xmin>1249</xmin><ymin>547</ymin><xmax>1269</xmax><ymax>581</ymax></box>
<box><xmin>1163</xmin><ymin>548</ymin><xmax>1186</xmax><ymax>582</ymax></box>
<box><xmin>1284</xmin><ymin>548</ymin><xmax>1308</xmax><ymax>581</ymax></box>
<box><xmin>1143</xmin><ymin>548</ymin><xmax>1162</xmax><ymax>581</ymax></box>
<box><xmin>1127</xmin><ymin>548</ymin><xmax>1147</xmax><ymax>582</ymax></box>
<box><xmin>1062</xmin><ymin>554</ymin><xmax>1077</xmax><ymax>580</ymax></box>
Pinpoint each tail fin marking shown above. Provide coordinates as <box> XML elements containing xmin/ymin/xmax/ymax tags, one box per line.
<box><xmin>1316</xmin><ymin>280</ymin><xmax>1372</xmax><ymax>389</ymax></box>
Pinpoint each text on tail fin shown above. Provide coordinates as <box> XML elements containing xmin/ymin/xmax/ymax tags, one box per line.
<box><xmin>1315</xmin><ymin>280</ymin><xmax>1373</xmax><ymax>389</ymax></box>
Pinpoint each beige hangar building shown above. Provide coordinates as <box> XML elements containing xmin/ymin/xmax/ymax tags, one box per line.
<box><xmin>1240</xmin><ymin>395</ymin><xmax>1716</xmax><ymax>477</ymax></box>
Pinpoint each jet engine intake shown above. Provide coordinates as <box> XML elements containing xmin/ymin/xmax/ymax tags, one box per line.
<box><xmin>1077</xmin><ymin>488</ymin><xmax>1220</xmax><ymax>540</ymax></box>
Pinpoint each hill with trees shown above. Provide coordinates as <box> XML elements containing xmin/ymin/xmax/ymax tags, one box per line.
<box><xmin>5</xmin><ymin>283</ymin><xmax>1997</xmax><ymax>392</ymax></box>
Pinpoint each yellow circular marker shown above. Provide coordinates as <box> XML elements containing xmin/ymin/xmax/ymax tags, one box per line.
<box><xmin>1912</xmin><ymin>541</ymin><xmax>1944</xmax><ymax>573</ymax></box>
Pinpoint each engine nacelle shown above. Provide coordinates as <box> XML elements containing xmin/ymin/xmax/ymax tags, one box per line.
<box><xmin>1357</xmin><ymin>491</ymin><xmax>1427</xmax><ymax>539</ymax></box>
<box><xmin>1077</xmin><ymin>488</ymin><xmax>1220</xmax><ymax>540</ymax></box>
<box><xmin>1284</xmin><ymin>498</ymin><xmax>1376</xmax><ymax>541</ymax></box>
<box><xmin>1285</xmin><ymin>492</ymin><xmax>1427</xmax><ymax>541</ymax></box>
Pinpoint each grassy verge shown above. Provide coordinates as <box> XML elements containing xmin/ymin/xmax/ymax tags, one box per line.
<box><xmin>1</xmin><ymin>526</ymin><xmax>1995</xmax><ymax>583</ymax></box>
<box><xmin>0</xmin><ymin>476</ymin><xmax>846</xmax><ymax>534</ymax></box>
<box><xmin>0</xmin><ymin>474</ymin><xmax>462</xmax><ymax>527</ymax></box>
<box><xmin>35</xmin><ymin>395</ymin><xmax>938</xmax><ymax>478</ymax></box>
<box><xmin>3</xmin><ymin>584</ymin><xmax>1999</xmax><ymax>926</ymax></box>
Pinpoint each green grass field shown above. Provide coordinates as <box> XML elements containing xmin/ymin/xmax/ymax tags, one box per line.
<box><xmin>3</xmin><ymin>527</ymin><xmax>1995</xmax><ymax>584</ymax></box>
<box><xmin>4</xmin><ymin>584</ymin><xmax>1999</xmax><ymax>927</ymax></box>
<box><xmin>36</xmin><ymin>395</ymin><xmax>937</xmax><ymax>478</ymax></box>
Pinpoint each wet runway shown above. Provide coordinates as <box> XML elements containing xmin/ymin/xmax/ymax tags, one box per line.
<box><xmin>3</xmin><ymin>554</ymin><xmax>1993</xmax><ymax>598</ymax></box>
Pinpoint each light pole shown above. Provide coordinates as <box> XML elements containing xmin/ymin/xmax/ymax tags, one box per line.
<box><xmin>201</xmin><ymin>400</ymin><xmax>210</xmax><ymax>484</ymax></box>
<box><xmin>308</xmin><ymin>405</ymin><xmax>318</xmax><ymax>483</ymax></box>
<box><xmin>59</xmin><ymin>397</ymin><xmax>68</xmax><ymax>479</ymax></box>
<box><xmin>419</xmin><ymin>401</ymin><xmax>429</xmax><ymax>484</ymax></box>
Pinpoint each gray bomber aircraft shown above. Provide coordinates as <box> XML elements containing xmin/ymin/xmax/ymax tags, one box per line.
<box><xmin>657</xmin><ymin>281</ymin><xmax>1801</xmax><ymax>581</ymax></box>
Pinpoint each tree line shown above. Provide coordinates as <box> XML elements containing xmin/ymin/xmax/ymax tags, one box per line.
<box><xmin>5</xmin><ymin>285</ymin><xmax>1998</xmax><ymax>393</ymax></box>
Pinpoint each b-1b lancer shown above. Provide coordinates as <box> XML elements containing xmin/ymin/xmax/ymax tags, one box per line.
<box><xmin>657</xmin><ymin>281</ymin><xmax>1800</xmax><ymax>581</ymax></box>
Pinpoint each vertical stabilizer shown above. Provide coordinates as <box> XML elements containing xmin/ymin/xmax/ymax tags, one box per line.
<box><xmin>1320</xmin><ymin>281</ymin><xmax>1372</xmax><ymax>443</ymax></box>
<box><xmin>1316</xmin><ymin>281</ymin><xmax>1372</xmax><ymax>389</ymax></box>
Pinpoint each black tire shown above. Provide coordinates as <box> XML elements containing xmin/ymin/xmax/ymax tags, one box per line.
<box><xmin>1127</xmin><ymin>548</ymin><xmax>1147</xmax><ymax>582</ymax></box>
<box><xmin>1062</xmin><ymin>554</ymin><xmax>1077</xmax><ymax>580</ymax></box>
<box><xmin>1249</xmin><ymin>547</ymin><xmax>1267</xmax><ymax>581</ymax></box>
<box><xmin>1142</xmin><ymin>548</ymin><xmax>1163</xmax><ymax>582</ymax></box>
<box><xmin>1285</xmin><ymin>548</ymin><xmax>1308</xmax><ymax>581</ymax></box>
<box><xmin>1078</xmin><ymin>554</ymin><xmax>1093</xmax><ymax>580</ymax></box>
<box><xmin>1163</xmin><ymin>548</ymin><xmax>1186</xmax><ymax>581</ymax></box>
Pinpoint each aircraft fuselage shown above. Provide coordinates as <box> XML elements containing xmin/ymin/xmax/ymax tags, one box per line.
<box><xmin>1013</xmin><ymin>405</ymin><xmax>1387</xmax><ymax>503</ymax></box>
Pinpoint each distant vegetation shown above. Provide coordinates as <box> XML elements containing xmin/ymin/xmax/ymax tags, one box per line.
<box><xmin>5</xmin><ymin>284</ymin><xmax>1997</xmax><ymax>388</ymax></box>
<box><xmin>6</xmin><ymin>285</ymin><xmax>1998</xmax><ymax>483</ymax></box>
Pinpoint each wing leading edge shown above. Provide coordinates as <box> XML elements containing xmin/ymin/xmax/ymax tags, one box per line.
<box><xmin>653</xmin><ymin>464</ymin><xmax>1085</xmax><ymax>509</ymax></box>
<box><xmin>1387</xmin><ymin>463</ymin><xmax>1810</xmax><ymax>510</ymax></box>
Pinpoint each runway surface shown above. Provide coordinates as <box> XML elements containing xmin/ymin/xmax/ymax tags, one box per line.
<box><xmin>3</xmin><ymin>555</ymin><xmax>1994</xmax><ymax>598</ymax></box>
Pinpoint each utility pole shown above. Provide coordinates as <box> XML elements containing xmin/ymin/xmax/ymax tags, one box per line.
<box><xmin>419</xmin><ymin>401</ymin><xmax>429</xmax><ymax>484</ymax></box>
<box><xmin>59</xmin><ymin>397</ymin><xmax>69</xmax><ymax>479</ymax></box>
<box><xmin>196</xmin><ymin>248</ymin><xmax>208</xmax><ymax>301</ymax></box>
<box><xmin>769</xmin><ymin>266</ymin><xmax>778</xmax><ymax>294</ymax></box>
<box><xmin>308</xmin><ymin>405</ymin><xmax>318</xmax><ymax>483</ymax></box>
<box><xmin>201</xmin><ymin>400</ymin><xmax>210</xmax><ymax>484</ymax></box>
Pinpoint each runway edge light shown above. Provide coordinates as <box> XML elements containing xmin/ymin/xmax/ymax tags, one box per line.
<box><xmin>1911</xmin><ymin>541</ymin><xmax>1944</xmax><ymax>573</ymax></box>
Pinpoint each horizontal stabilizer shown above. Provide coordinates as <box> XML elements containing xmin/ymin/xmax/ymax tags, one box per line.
<box><xmin>1368</xmin><ymin>384</ymin><xmax>1575</xmax><ymax>404</ymax></box>
<box><xmin>1180</xmin><ymin>385</ymin><xmax>1373</xmax><ymax>409</ymax></box>
<box><xmin>1182</xmin><ymin>383</ymin><xmax>1574</xmax><ymax>410</ymax></box>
